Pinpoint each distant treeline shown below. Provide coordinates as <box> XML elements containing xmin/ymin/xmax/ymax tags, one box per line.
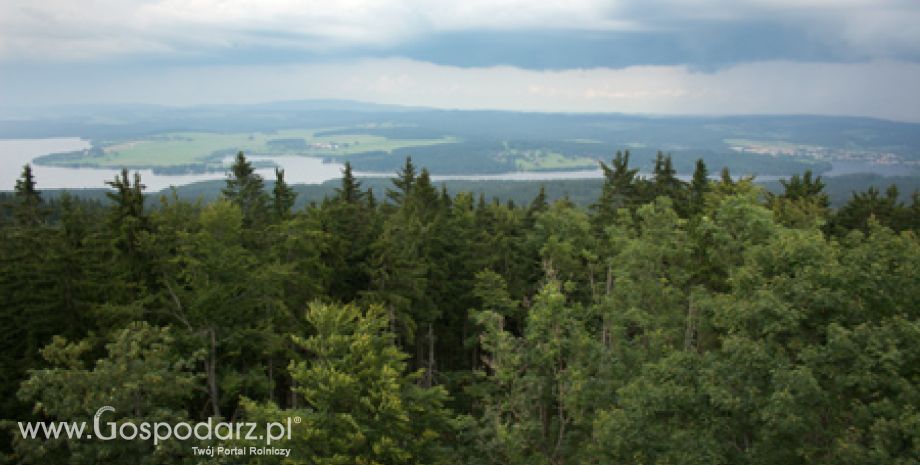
<box><xmin>6</xmin><ymin>167</ymin><xmax>920</xmax><ymax>212</ymax></box>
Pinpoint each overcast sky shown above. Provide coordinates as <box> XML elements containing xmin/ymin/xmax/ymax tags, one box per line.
<box><xmin>1</xmin><ymin>0</ymin><xmax>919</xmax><ymax>121</ymax></box>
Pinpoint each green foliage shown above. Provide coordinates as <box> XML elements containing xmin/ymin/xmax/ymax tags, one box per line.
<box><xmin>830</xmin><ymin>184</ymin><xmax>918</xmax><ymax>234</ymax></box>
<box><xmin>270</xmin><ymin>167</ymin><xmax>297</xmax><ymax>222</ymax></box>
<box><xmin>324</xmin><ymin>162</ymin><xmax>377</xmax><ymax>302</ymax></box>
<box><xmin>222</xmin><ymin>151</ymin><xmax>269</xmax><ymax>228</ymax></box>
<box><xmin>467</xmin><ymin>281</ymin><xmax>604</xmax><ymax>465</ymax></box>
<box><xmin>9</xmin><ymin>323</ymin><xmax>200</xmax><ymax>465</ymax></box>
<box><xmin>593</xmin><ymin>150</ymin><xmax>640</xmax><ymax>225</ymax></box>
<box><xmin>603</xmin><ymin>197</ymin><xmax>693</xmax><ymax>362</ymax></box>
<box><xmin>12</xmin><ymin>164</ymin><xmax>47</xmax><ymax>227</ymax></box>
<box><xmin>105</xmin><ymin>168</ymin><xmax>153</xmax><ymax>299</ymax></box>
<box><xmin>531</xmin><ymin>199</ymin><xmax>598</xmax><ymax>299</ymax></box>
<box><xmin>2</xmin><ymin>152</ymin><xmax>918</xmax><ymax>465</ymax></box>
<box><xmin>153</xmin><ymin>199</ymin><xmax>290</xmax><ymax>417</ymax></box>
<box><xmin>593</xmin><ymin>212</ymin><xmax>920</xmax><ymax>465</ymax></box>
<box><xmin>768</xmin><ymin>170</ymin><xmax>830</xmax><ymax>228</ymax></box>
<box><xmin>688</xmin><ymin>158</ymin><xmax>710</xmax><ymax>216</ymax></box>
<box><xmin>243</xmin><ymin>302</ymin><xmax>452</xmax><ymax>465</ymax></box>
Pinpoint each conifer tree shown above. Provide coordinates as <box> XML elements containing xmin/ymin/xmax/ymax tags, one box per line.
<box><xmin>651</xmin><ymin>152</ymin><xmax>686</xmax><ymax>210</ymax></box>
<box><xmin>366</xmin><ymin>187</ymin><xmax>377</xmax><ymax>210</ymax></box>
<box><xmin>105</xmin><ymin>168</ymin><xmax>150</xmax><ymax>298</ymax></box>
<box><xmin>688</xmin><ymin>158</ymin><xmax>710</xmax><ymax>215</ymax></box>
<box><xmin>719</xmin><ymin>167</ymin><xmax>735</xmax><ymax>189</ymax></box>
<box><xmin>13</xmin><ymin>323</ymin><xmax>199</xmax><ymax>465</ymax></box>
<box><xmin>222</xmin><ymin>151</ymin><xmax>268</xmax><ymax>227</ymax></box>
<box><xmin>13</xmin><ymin>164</ymin><xmax>46</xmax><ymax>227</ymax></box>
<box><xmin>157</xmin><ymin>200</ymin><xmax>287</xmax><ymax>417</ymax></box>
<box><xmin>440</xmin><ymin>184</ymin><xmax>452</xmax><ymax>209</ymax></box>
<box><xmin>4</xmin><ymin>152</ymin><xmax>920</xmax><ymax>465</ymax></box>
<box><xmin>243</xmin><ymin>302</ymin><xmax>452</xmax><ymax>465</ymax></box>
<box><xmin>778</xmin><ymin>170</ymin><xmax>828</xmax><ymax>205</ymax></box>
<box><xmin>527</xmin><ymin>185</ymin><xmax>549</xmax><ymax>218</ymax></box>
<box><xmin>409</xmin><ymin>168</ymin><xmax>440</xmax><ymax>221</ymax></box>
<box><xmin>335</xmin><ymin>162</ymin><xmax>363</xmax><ymax>204</ymax></box>
<box><xmin>0</xmin><ymin>167</ymin><xmax>56</xmax><ymax>439</ymax></box>
<box><xmin>768</xmin><ymin>170</ymin><xmax>831</xmax><ymax>228</ymax></box>
<box><xmin>270</xmin><ymin>167</ymin><xmax>297</xmax><ymax>221</ymax></box>
<box><xmin>388</xmin><ymin>156</ymin><xmax>417</xmax><ymax>206</ymax></box>
<box><xmin>830</xmin><ymin>184</ymin><xmax>911</xmax><ymax>234</ymax></box>
<box><xmin>325</xmin><ymin>162</ymin><xmax>375</xmax><ymax>301</ymax></box>
<box><xmin>593</xmin><ymin>150</ymin><xmax>639</xmax><ymax>226</ymax></box>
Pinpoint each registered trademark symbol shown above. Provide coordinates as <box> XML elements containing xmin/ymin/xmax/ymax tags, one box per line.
<box><xmin>293</xmin><ymin>417</ymin><xmax>301</xmax><ymax>424</ymax></box>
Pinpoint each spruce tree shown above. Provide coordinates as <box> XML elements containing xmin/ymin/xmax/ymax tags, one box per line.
<box><xmin>593</xmin><ymin>150</ymin><xmax>639</xmax><ymax>226</ymax></box>
<box><xmin>688</xmin><ymin>158</ymin><xmax>710</xmax><ymax>215</ymax></box>
<box><xmin>388</xmin><ymin>156</ymin><xmax>417</xmax><ymax>206</ymax></box>
<box><xmin>778</xmin><ymin>170</ymin><xmax>828</xmax><ymax>205</ymax></box>
<box><xmin>325</xmin><ymin>162</ymin><xmax>375</xmax><ymax>301</ymax></box>
<box><xmin>409</xmin><ymin>168</ymin><xmax>440</xmax><ymax>221</ymax></box>
<box><xmin>270</xmin><ymin>167</ymin><xmax>297</xmax><ymax>221</ymax></box>
<box><xmin>366</xmin><ymin>187</ymin><xmax>377</xmax><ymax>210</ymax></box>
<box><xmin>527</xmin><ymin>185</ymin><xmax>549</xmax><ymax>217</ymax></box>
<box><xmin>222</xmin><ymin>151</ymin><xmax>268</xmax><ymax>227</ymax></box>
<box><xmin>651</xmin><ymin>152</ymin><xmax>686</xmax><ymax>213</ymax></box>
<box><xmin>105</xmin><ymin>168</ymin><xmax>150</xmax><ymax>298</ymax></box>
<box><xmin>13</xmin><ymin>164</ymin><xmax>46</xmax><ymax>227</ymax></box>
<box><xmin>334</xmin><ymin>161</ymin><xmax>363</xmax><ymax>204</ymax></box>
<box><xmin>830</xmin><ymin>183</ymin><xmax>912</xmax><ymax>234</ymax></box>
<box><xmin>769</xmin><ymin>170</ymin><xmax>831</xmax><ymax>228</ymax></box>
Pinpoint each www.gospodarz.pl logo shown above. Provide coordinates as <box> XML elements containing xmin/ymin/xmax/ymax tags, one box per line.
<box><xmin>17</xmin><ymin>406</ymin><xmax>300</xmax><ymax>456</ymax></box>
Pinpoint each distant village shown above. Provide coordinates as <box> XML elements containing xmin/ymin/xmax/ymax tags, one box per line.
<box><xmin>727</xmin><ymin>139</ymin><xmax>902</xmax><ymax>166</ymax></box>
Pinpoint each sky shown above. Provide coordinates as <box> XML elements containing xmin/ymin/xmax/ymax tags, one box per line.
<box><xmin>1</xmin><ymin>0</ymin><xmax>920</xmax><ymax>121</ymax></box>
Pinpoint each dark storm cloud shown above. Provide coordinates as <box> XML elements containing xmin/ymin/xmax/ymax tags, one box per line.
<box><xmin>2</xmin><ymin>0</ymin><xmax>919</xmax><ymax>121</ymax></box>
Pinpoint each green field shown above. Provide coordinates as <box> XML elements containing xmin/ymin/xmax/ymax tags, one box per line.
<box><xmin>564</xmin><ymin>138</ymin><xmax>604</xmax><ymax>144</ymax></box>
<box><xmin>512</xmin><ymin>150</ymin><xmax>598</xmax><ymax>171</ymax></box>
<box><xmin>60</xmin><ymin>129</ymin><xmax>460</xmax><ymax>167</ymax></box>
<box><xmin>723</xmin><ymin>138</ymin><xmax>826</xmax><ymax>155</ymax></box>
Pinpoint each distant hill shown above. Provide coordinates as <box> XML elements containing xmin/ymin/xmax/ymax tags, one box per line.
<box><xmin>3</xmin><ymin>99</ymin><xmax>919</xmax><ymax>181</ymax></box>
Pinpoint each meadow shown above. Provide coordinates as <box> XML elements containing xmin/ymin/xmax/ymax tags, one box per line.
<box><xmin>57</xmin><ymin>129</ymin><xmax>461</xmax><ymax>167</ymax></box>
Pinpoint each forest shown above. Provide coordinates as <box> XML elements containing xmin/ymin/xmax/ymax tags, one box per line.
<box><xmin>1</xmin><ymin>150</ymin><xmax>918</xmax><ymax>464</ymax></box>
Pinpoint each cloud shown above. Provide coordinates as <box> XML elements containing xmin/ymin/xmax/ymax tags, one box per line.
<box><xmin>4</xmin><ymin>58</ymin><xmax>919</xmax><ymax>122</ymax></box>
<box><xmin>1</xmin><ymin>0</ymin><xmax>918</xmax><ymax>66</ymax></box>
<box><xmin>2</xmin><ymin>1</ymin><xmax>918</xmax><ymax>121</ymax></box>
<box><xmin>0</xmin><ymin>0</ymin><xmax>632</xmax><ymax>60</ymax></box>
<box><xmin>630</xmin><ymin>0</ymin><xmax>920</xmax><ymax>58</ymax></box>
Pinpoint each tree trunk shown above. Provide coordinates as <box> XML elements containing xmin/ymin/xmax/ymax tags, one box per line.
<box><xmin>684</xmin><ymin>299</ymin><xmax>698</xmax><ymax>352</ymax></box>
<box><xmin>426</xmin><ymin>323</ymin><xmax>435</xmax><ymax>387</ymax></box>
<box><xmin>206</xmin><ymin>327</ymin><xmax>221</xmax><ymax>418</ymax></box>
<box><xmin>268</xmin><ymin>356</ymin><xmax>274</xmax><ymax>403</ymax></box>
<box><xmin>602</xmin><ymin>264</ymin><xmax>613</xmax><ymax>348</ymax></box>
<box><xmin>588</xmin><ymin>266</ymin><xmax>597</xmax><ymax>302</ymax></box>
<box><xmin>605</xmin><ymin>264</ymin><xmax>613</xmax><ymax>296</ymax></box>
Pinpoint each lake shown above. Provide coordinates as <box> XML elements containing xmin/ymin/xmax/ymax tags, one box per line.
<box><xmin>0</xmin><ymin>138</ymin><xmax>614</xmax><ymax>191</ymax></box>
<box><xmin>0</xmin><ymin>138</ymin><xmax>352</xmax><ymax>191</ymax></box>
<box><xmin>1</xmin><ymin>137</ymin><xmax>788</xmax><ymax>192</ymax></box>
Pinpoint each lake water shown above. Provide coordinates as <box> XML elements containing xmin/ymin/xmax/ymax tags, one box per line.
<box><xmin>0</xmin><ymin>138</ymin><xmax>352</xmax><ymax>191</ymax></box>
<box><xmin>0</xmin><ymin>138</ymin><xmax>615</xmax><ymax>191</ymax></box>
<box><xmin>823</xmin><ymin>160</ymin><xmax>906</xmax><ymax>177</ymax></box>
<box><xmin>1</xmin><ymin>137</ymin><xmax>791</xmax><ymax>191</ymax></box>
